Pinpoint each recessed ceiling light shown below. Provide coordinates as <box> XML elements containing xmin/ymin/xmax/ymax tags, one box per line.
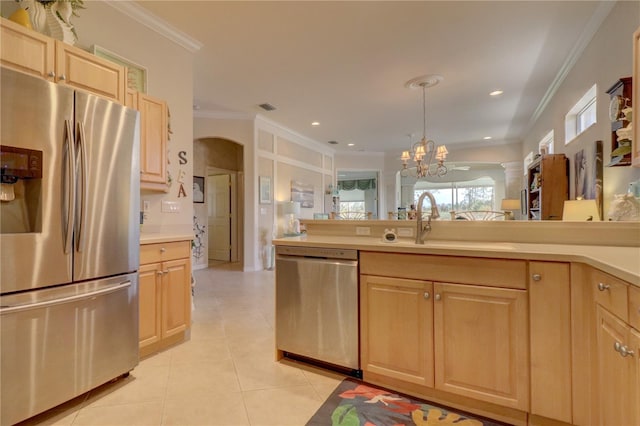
<box><xmin>483</xmin><ymin>136</ymin><xmax>492</xmax><ymax>140</ymax></box>
<box><xmin>489</xmin><ymin>90</ymin><xmax>503</xmax><ymax>96</ymax></box>
<box><xmin>347</xmin><ymin>143</ymin><xmax>355</xmax><ymax>147</ymax></box>
<box><xmin>311</xmin><ymin>121</ymin><xmax>320</xmax><ymax>126</ymax></box>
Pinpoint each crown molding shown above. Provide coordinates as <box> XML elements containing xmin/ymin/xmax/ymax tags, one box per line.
<box><xmin>102</xmin><ymin>1</ymin><xmax>203</xmax><ymax>53</ymax></box>
<box><xmin>194</xmin><ymin>110</ymin><xmax>255</xmax><ymax>120</ymax></box>
<box><xmin>527</xmin><ymin>0</ymin><xmax>615</xmax><ymax>130</ymax></box>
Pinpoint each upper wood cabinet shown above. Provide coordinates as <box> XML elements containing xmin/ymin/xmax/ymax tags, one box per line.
<box><xmin>0</xmin><ymin>18</ymin><xmax>126</xmax><ymax>103</ymax></box>
<box><xmin>136</xmin><ymin>92</ymin><xmax>169</xmax><ymax>192</ymax></box>
<box><xmin>526</xmin><ymin>154</ymin><xmax>569</xmax><ymax>220</ymax></box>
<box><xmin>633</xmin><ymin>26</ymin><xmax>640</xmax><ymax>167</ymax></box>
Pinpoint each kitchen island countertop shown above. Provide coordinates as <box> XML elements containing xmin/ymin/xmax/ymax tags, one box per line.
<box><xmin>273</xmin><ymin>234</ymin><xmax>640</xmax><ymax>286</ymax></box>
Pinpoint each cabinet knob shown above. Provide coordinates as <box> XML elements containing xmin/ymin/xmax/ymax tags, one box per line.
<box><xmin>597</xmin><ymin>282</ymin><xmax>610</xmax><ymax>292</ymax></box>
<box><xmin>160</xmin><ymin>247</ymin><xmax>166</xmax><ymax>253</ymax></box>
<box><xmin>614</xmin><ymin>341</ymin><xmax>635</xmax><ymax>357</ymax></box>
<box><xmin>47</xmin><ymin>71</ymin><xmax>55</xmax><ymax>78</ymax></box>
<box><xmin>157</xmin><ymin>271</ymin><xmax>164</xmax><ymax>276</ymax></box>
<box><xmin>58</xmin><ymin>74</ymin><xmax>66</xmax><ymax>81</ymax></box>
<box><xmin>532</xmin><ymin>274</ymin><xmax>542</xmax><ymax>281</ymax></box>
<box><xmin>435</xmin><ymin>294</ymin><xmax>441</xmax><ymax>301</ymax></box>
<box><xmin>423</xmin><ymin>292</ymin><xmax>430</xmax><ymax>300</ymax></box>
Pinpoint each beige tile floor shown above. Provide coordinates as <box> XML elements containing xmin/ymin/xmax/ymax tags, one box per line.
<box><xmin>19</xmin><ymin>264</ymin><xmax>344</xmax><ymax>426</ymax></box>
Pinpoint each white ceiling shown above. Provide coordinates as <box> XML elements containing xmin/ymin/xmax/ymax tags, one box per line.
<box><xmin>135</xmin><ymin>1</ymin><xmax>611</xmax><ymax>155</ymax></box>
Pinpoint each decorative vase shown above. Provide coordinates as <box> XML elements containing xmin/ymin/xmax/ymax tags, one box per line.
<box><xmin>18</xmin><ymin>0</ymin><xmax>77</xmax><ymax>45</ymax></box>
<box><xmin>8</xmin><ymin>7</ymin><xmax>32</xmax><ymax>29</ymax></box>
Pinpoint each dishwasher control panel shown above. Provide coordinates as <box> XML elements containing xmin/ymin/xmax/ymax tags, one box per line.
<box><xmin>275</xmin><ymin>245</ymin><xmax>358</xmax><ymax>260</ymax></box>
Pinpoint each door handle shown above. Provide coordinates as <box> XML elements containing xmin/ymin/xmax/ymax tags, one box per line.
<box><xmin>63</xmin><ymin>119</ymin><xmax>75</xmax><ymax>255</ymax></box>
<box><xmin>75</xmin><ymin>121</ymin><xmax>88</xmax><ymax>253</ymax></box>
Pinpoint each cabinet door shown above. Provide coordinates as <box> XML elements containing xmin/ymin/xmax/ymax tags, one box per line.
<box><xmin>360</xmin><ymin>275</ymin><xmax>433</xmax><ymax>386</ymax></box>
<box><xmin>125</xmin><ymin>88</ymin><xmax>138</xmax><ymax>110</ymax></box>
<box><xmin>55</xmin><ymin>41</ymin><xmax>125</xmax><ymax>103</ymax></box>
<box><xmin>529</xmin><ymin>262</ymin><xmax>572</xmax><ymax>423</ymax></box>
<box><xmin>138</xmin><ymin>262</ymin><xmax>162</xmax><ymax>349</ymax></box>
<box><xmin>162</xmin><ymin>258</ymin><xmax>191</xmax><ymax>339</ymax></box>
<box><xmin>433</xmin><ymin>283</ymin><xmax>529</xmax><ymax>410</ymax></box>
<box><xmin>595</xmin><ymin>305</ymin><xmax>635</xmax><ymax>426</ymax></box>
<box><xmin>0</xmin><ymin>18</ymin><xmax>55</xmax><ymax>80</ymax></box>
<box><xmin>139</xmin><ymin>93</ymin><xmax>168</xmax><ymax>190</ymax></box>
<box><xmin>631</xmin><ymin>328</ymin><xmax>640</xmax><ymax>425</ymax></box>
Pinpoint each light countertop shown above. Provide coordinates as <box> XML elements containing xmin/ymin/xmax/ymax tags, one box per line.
<box><xmin>273</xmin><ymin>234</ymin><xmax>640</xmax><ymax>286</ymax></box>
<box><xmin>140</xmin><ymin>232</ymin><xmax>193</xmax><ymax>244</ymax></box>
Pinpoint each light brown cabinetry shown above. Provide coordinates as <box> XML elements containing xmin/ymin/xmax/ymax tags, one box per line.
<box><xmin>126</xmin><ymin>90</ymin><xmax>168</xmax><ymax>191</ymax></box>
<box><xmin>591</xmin><ymin>270</ymin><xmax>639</xmax><ymax>426</ymax></box>
<box><xmin>360</xmin><ymin>275</ymin><xmax>433</xmax><ymax>387</ymax></box>
<box><xmin>529</xmin><ymin>261</ymin><xmax>572</xmax><ymax>423</ymax></box>
<box><xmin>433</xmin><ymin>282</ymin><xmax>528</xmax><ymax>410</ymax></box>
<box><xmin>360</xmin><ymin>252</ymin><xmax>529</xmax><ymax>414</ymax></box>
<box><xmin>0</xmin><ymin>18</ymin><xmax>126</xmax><ymax>103</ymax></box>
<box><xmin>139</xmin><ymin>241</ymin><xmax>191</xmax><ymax>357</ymax></box>
<box><xmin>526</xmin><ymin>154</ymin><xmax>568</xmax><ymax>220</ymax></box>
<box><xmin>572</xmin><ymin>266</ymin><xmax>639</xmax><ymax>426</ymax></box>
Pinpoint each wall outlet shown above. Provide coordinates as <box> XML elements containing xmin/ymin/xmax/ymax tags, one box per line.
<box><xmin>356</xmin><ymin>226</ymin><xmax>371</xmax><ymax>236</ymax></box>
<box><xmin>161</xmin><ymin>200</ymin><xmax>180</xmax><ymax>213</ymax></box>
<box><xmin>397</xmin><ymin>227</ymin><xmax>413</xmax><ymax>237</ymax></box>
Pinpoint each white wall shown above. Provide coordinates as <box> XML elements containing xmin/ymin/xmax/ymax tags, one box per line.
<box><xmin>522</xmin><ymin>1</ymin><xmax>640</xmax><ymax>216</ymax></box>
<box><xmin>74</xmin><ymin>2</ymin><xmax>196</xmax><ymax>233</ymax></box>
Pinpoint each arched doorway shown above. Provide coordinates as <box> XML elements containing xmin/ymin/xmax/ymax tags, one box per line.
<box><xmin>193</xmin><ymin>137</ymin><xmax>244</xmax><ymax>269</ymax></box>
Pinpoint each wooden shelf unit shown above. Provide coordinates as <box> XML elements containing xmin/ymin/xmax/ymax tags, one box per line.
<box><xmin>526</xmin><ymin>154</ymin><xmax>569</xmax><ymax>220</ymax></box>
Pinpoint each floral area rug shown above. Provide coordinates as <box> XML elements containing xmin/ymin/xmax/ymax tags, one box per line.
<box><xmin>306</xmin><ymin>378</ymin><xmax>506</xmax><ymax>426</ymax></box>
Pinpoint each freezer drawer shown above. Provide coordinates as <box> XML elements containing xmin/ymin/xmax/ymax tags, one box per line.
<box><xmin>0</xmin><ymin>274</ymin><xmax>139</xmax><ymax>425</ymax></box>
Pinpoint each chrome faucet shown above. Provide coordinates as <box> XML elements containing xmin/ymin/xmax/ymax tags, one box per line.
<box><xmin>415</xmin><ymin>191</ymin><xmax>440</xmax><ymax>244</ymax></box>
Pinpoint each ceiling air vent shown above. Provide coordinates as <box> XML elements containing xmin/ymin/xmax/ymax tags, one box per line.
<box><xmin>328</xmin><ymin>141</ymin><xmax>338</xmax><ymax>145</ymax></box>
<box><xmin>259</xmin><ymin>103</ymin><xmax>276</xmax><ymax>111</ymax></box>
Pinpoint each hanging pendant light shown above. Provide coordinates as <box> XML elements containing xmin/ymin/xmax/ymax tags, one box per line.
<box><xmin>400</xmin><ymin>74</ymin><xmax>448</xmax><ymax>178</ymax></box>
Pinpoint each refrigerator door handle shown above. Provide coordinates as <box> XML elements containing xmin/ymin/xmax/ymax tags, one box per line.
<box><xmin>76</xmin><ymin>121</ymin><xmax>88</xmax><ymax>253</ymax></box>
<box><xmin>63</xmin><ymin>119</ymin><xmax>76</xmax><ymax>255</ymax></box>
<box><xmin>0</xmin><ymin>280</ymin><xmax>131</xmax><ymax>314</ymax></box>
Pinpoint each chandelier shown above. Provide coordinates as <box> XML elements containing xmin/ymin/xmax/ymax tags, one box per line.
<box><xmin>400</xmin><ymin>75</ymin><xmax>448</xmax><ymax>178</ymax></box>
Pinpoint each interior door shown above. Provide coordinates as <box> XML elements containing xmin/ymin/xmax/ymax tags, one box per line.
<box><xmin>208</xmin><ymin>174</ymin><xmax>230</xmax><ymax>262</ymax></box>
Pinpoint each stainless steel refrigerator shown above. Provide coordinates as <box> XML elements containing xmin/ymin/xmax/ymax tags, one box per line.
<box><xmin>0</xmin><ymin>68</ymin><xmax>140</xmax><ymax>425</ymax></box>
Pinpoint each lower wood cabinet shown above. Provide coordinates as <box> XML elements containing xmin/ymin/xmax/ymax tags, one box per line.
<box><xmin>139</xmin><ymin>240</ymin><xmax>191</xmax><ymax>357</ymax></box>
<box><xmin>360</xmin><ymin>252</ymin><xmax>529</xmax><ymax>416</ymax></box>
<box><xmin>433</xmin><ymin>282</ymin><xmax>528</xmax><ymax>411</ymax></box>
<box><xmin>360</xmin><ymin>275</ymin><xmax>433</xmax><ymax>387</ymax></box>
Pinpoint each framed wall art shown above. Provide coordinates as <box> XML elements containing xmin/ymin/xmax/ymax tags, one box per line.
<box><xmin>259</xmin><ymin>176</ymin><xmax>271</xmax><ymax>204</ymax></box>
<box><xmin>193</xmin><ymin>176</ymin><xmax>204</xmax><ymax>203</ymax></box>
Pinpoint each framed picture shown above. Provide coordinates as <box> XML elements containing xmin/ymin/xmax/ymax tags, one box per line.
<box><xmin>291</xmin><ymin>180</ymin><xmax>314</xmax><ymax>208</ymax></box>
<box><xmin>193</xmin><ymin>176</ymin><xmax>204</xmax><ymax>203</ymax></box>
<box><xmin>92</xmin><ymin>45</ymin><xmax>147</xmax><ymax>93</ymax></box>
<box><xmin>259</xmin><ymin>176</ymin><xmax>271</xmax><ymax>204</ymax></box>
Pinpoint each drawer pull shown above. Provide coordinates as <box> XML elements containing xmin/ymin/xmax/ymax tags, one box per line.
<box><xmin>423</xmin><ymin>292</ymin><xmax>430</xmax><ymax>300</ymax></box>
<box><xmin>614</xmin><ymin>342</ymin><xmax>635</xmax><ymax>358</ymax></box>
<box><xmin>435</xmin><ymin>294</ymin><xmax>441</xmax><ymax>301</ymax></box>
<box><xmin>597</xmin><ymin>282</ymin><xmax>610</xmax><ymax>291</ymax></box>
<box><xmin>160</xmin><ymin>247</ymin><xmax>166</xmax><ymax>253</ymax></box>
<box><xmin>532</xmin><ymin>274</ymin><xmax>542</xmax><ymax>281</ymax></box>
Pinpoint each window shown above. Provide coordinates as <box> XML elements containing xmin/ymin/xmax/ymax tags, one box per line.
<box><xmin>565</xmin><ymin>84</ymin><xmax>597</xmax><ymax>144</ymax></box>
<box><xmin>538</xmin><ymin>130</ymin><xmax>554</xmax><ymax>155</ymax></box>
<box><xmin>414</xmin><ymin>177</ymin><xmax>495</xmax><ymax>216</ymax></box>
<box><xmin>339</xmin><ymin>188</ymin><xmax>367</xmax><ymax>219</ymax></box>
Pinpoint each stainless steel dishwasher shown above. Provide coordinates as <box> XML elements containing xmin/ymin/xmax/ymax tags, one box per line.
<box><xmin>275</xmin><ymin>245</ymin><xmax>360</xmax><ymax>376</ymax></box>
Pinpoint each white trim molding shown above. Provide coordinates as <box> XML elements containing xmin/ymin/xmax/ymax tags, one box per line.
<box><xmin>102</xmin><ymin>0</ymin><xmax>203</xmax><ymax>53</ymax></box>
